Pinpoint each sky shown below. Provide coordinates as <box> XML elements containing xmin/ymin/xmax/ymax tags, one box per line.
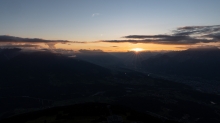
<box><xmin>0</xmin><ymin>0</ymin><xmax>220</xmax><ymax>52</ymax></box>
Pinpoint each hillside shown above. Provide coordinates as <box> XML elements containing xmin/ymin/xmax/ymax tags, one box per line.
<box><xmin>142</xmin><ymin>47</ymin><xmax>220</xmax><ymax>80</ymax></box>
<box><xmin>0</xmin><ymin>102</ymin><xmax>180</xmax><ymax>123</ymax></box>
<box><xmin>1</xmin><ymin>49</ymin><xmax>220</xmax><ymax>123</ymax></box>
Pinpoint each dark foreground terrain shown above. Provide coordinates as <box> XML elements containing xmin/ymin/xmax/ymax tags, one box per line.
<box><xmin>1</xmin><ymin>49</ymin><xmax>220</xmax><ymax>123</ymax></box>
<box><xmin>1</xmin><ymin>102</ymin><xmax>180</xmax><ymax>123</ymax></box>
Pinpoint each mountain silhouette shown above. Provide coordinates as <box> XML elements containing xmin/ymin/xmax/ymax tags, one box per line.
<box><xmin>1</xmin><ymin>49</ymin><xmax>220</xmax><ymax>123</ymax></box>
<box><xmin>142</xmin><ymin>47</ymin><xmax>220</xmax><ymax>80</ymax></box>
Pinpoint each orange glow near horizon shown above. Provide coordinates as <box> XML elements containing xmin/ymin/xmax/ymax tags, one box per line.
<box><xmin>3</xmin><ymin>41</ymin><xmax>219</xmax><ymax>52</ymax></box>
<box><xmin>54</xmin><ymin>42</ymin><xmax>188</xmax><ymax>52</ymax></box>
<box><xmin>130</xmin><ymin>48</ymin><xmax>144</xmax><ymax>52</ymax></box>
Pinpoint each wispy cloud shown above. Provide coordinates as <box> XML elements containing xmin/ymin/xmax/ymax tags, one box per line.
<box><xmin>0</xmin><ymin>35</ymin><xmax>86</xmax><ymax>49</ymax></box>
<box><xmin>0</xmin><ymin>44</ymin><xmax>40</xmax><ymax>48</ymax></box>
<box><xmin>102</xmin><ymin>25</ymin><xmax>220</xmax><ymax>45</ymax></box>
<box><xmin>0</xmin><ymin>35</ymin><xmax>70</xmax><ymax>43</ymax></box>
<box><xmin>92</xmin><ymin>13</ymin><xmax>100</xmax><ymax>17</ymax></box>
<box><xmin>79</xmin><ymin>49</ymin><xmax>103</xmax><ymax>53</ymax></box>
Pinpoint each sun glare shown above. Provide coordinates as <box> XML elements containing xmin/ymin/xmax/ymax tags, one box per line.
<box><xmin>131</xmin><ymin>48</ymin><xmax>144</xmax><ymax>52</ymax></box>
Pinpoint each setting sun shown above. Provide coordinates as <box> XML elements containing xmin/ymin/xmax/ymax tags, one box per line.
<box><xmin>131</xmin><ymin>48</ymin><xmax>144</xmax><ymax>52</ymax></box>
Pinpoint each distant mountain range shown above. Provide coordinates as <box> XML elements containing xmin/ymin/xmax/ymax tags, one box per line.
<box><xmin>142</xmin><ymin>47</ymin><xmax>220</xmax><ymax>81</ymax></box>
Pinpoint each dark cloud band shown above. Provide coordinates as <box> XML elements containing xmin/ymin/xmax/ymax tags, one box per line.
<box><xmin>0</xmin><ymin>35</ymin><xmax>70</xmax><ymax>43</ymax></box>
<box><xmin>102</xmin><ymin>25</ymin><xmax>220</xmax><ymax>45</ymax></box>
<box><xmin>0</xmin><ymin>35</ymin><xmax>86</xmax><ymax>49</ymax></box>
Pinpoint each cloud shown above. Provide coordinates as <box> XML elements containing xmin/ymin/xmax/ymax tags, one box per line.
<box><xmin>92</xmin><ymin>13</ymin><xmax>100</xmax><ymax>17</ymax></box>
<box><xmin>112</xmin><ymin>46</ymin><xmax>118</xmax><ymax>47</ymax></box>
<box><xmin>186</xmin><ymin>45</ymin><xmax>220</xmax><ymax>50</ymax></box>
<box><xmin>0</xmin><ymin>35</ymin><xmax>86</xmax><ymax>49</ymax></box>
<box><xmin>0</xmin><ymin>44</ymin><xmax>40</xmax><ymax>48</ymax></box>
<box><xmin>0</xmin><ymin>35</ymin><xmax>70</xmax><ymax>43</ymax></box>
<box><xmin>102</xmin><ymin>25</ymin><xmax>220</xmax><ymax>45</ymax></box>
<box><xmin>0</xmin><ymin>35</ymin><xmax>69</xmax><ymax>49</ymax></box>
<box><xmin>0</xmin><ymin>35</ymin><xmax>87</xmax><ymax>43</ymax></box>
<box><xmin>203</xmin><ymin>33</ymin><xmax>220</xmax><ymax>40</ymax></box>
<box><xmin>174</xmin><ymin>25</ymin><xmax>220</xmax><ymax>36</ymax></box>
<box><xmin>79</xmin><ymin>49</ymin><xmax>103</xmax><ymax>53</ymax></box>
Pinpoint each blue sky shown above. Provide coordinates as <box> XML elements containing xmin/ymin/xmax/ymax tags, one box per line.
<box><xmin>1</xmin><ymin>0</ymin><xmax>220</xmax><ymax>42</ymax></box>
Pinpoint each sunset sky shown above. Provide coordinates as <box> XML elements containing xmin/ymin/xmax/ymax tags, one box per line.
<box><xmin>0</xmin><ymin>0</ymin><xmax>220</xmax><ymax>52</ymax></box>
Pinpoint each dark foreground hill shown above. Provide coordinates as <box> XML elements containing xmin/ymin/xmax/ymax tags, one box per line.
<box><xmin>1</xmin><ymin>49</ymin><xmax>220</xmax><ymax>123</ymax></box>
<box><xmin>0</xmin><ymin>102</ymin><xmax>179</xmax><ymax>123</ymax></box>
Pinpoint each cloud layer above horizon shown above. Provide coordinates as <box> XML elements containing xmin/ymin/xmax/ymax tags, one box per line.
<box><xmin>102</xmin><ymin>25</ymin><xmax>220</xmax><ymax>45</ymax></box>
<box><xmin>0</xmin><ymin>35</ymin><xmax>85</xmax><ymax>49</ymax></box>
<box><xmin>1</xmin><ymin>25</ymin><xmax>220</xmax><ymax>51</ymax></box>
